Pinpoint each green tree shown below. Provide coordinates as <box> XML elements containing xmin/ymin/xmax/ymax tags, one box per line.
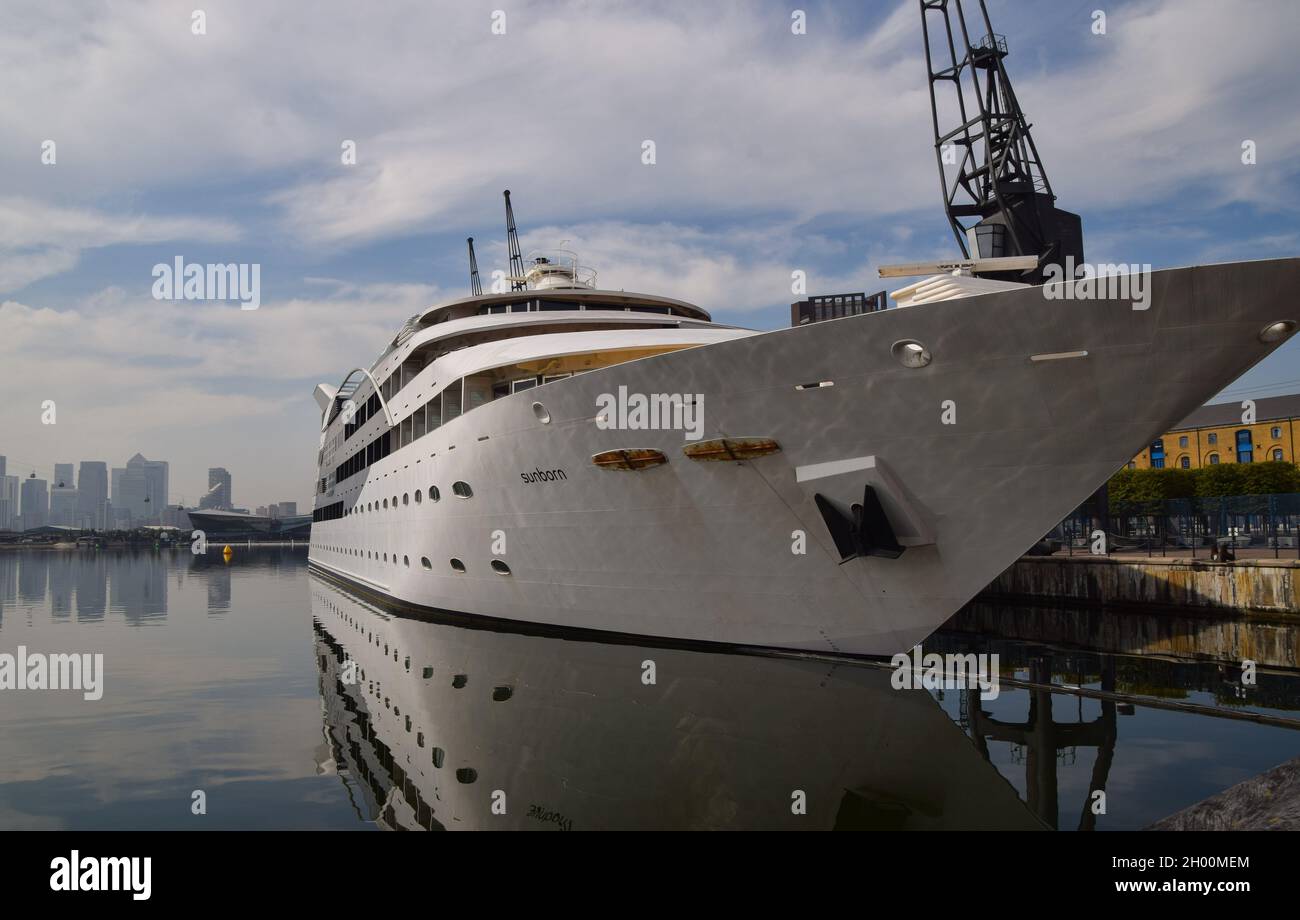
<box><xmin>1195</xmin><ymin>463</ymin><xmax>1246</xmax><ymax>497</ymax></box>
<box><xmin>1239</xmin><ymin>460</ymin><xmax>1300</xmax><ymax>495</ymax></box>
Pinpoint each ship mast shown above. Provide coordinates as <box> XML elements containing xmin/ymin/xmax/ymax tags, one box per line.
<box><xmin>467</xmin><ymin>236</ymin><xmax>483</xmax><ymax>297</ymax></box>
<box><xmin>503</xmin><ymin>189</ymin><xmax>526</xmax><ymax>291</ymax></box>
<box><xmin>919</xmin><ymin>0</ymin><xmax>1083</xmax><ymax>282</ymax></box>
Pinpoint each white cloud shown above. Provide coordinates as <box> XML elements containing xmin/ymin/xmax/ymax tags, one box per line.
<box><xmin>0</xmin><ymin>280</ymin><xmax>436</xmax><ymax>507</ymax></box>
<box><xmin>0</xmin><ymin>197</ymin><xmax>240</xmax><ymax>294</ymax></box>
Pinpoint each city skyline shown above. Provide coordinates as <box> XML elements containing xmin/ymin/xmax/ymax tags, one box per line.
<box><xmin>0</xmin><ymin>452</ymin><xmax>300</xmax><ymax>530</ymax></box>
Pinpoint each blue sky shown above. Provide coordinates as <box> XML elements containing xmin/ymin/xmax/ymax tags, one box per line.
<box><xmin>1</xmin><ymin>0</ymin><xmax>1298</xmax><ymax>508</ymax></box>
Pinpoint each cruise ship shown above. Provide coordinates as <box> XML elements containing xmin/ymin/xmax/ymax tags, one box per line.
<box><xmin>306</xmin><ymin>237</ymin><xmax>1300</xmax><ymax>656</ymax></box>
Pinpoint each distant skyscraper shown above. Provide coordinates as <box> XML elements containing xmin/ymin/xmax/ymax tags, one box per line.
<box><xmin>77</xmin><ymin>461</ymin><xmax>109</xmax><ymax>530</ymax></box>
<box><xmin>20</xmin><ymin>475</ymin><xmax>49</xmax><ymax>530</ymax></box>
<box><xmin>0</xmin><ymin>456</ymin><xmax>6</xmax><ymax>478</ymax></box>
<box><xmin>277</xmin><ymin>501</ymin><xmax>297</xmax><ymax>517</ymax></box>
<box><xmin>49</xmin><ymin>485</ymin><xmax>78</xmax><ymax>526</ymax></box>
<box><xmin>0</xmin><ymin>474</ymin><xmax>18</xmax><ymax>531</ymax></box>
<box><xmin>200</xmin><ymin>467</ymin><xmax>233</xmax><ymax>510</ymax></box>
<box><xmin>49</xmin><ymin>463</ymin><xmax>77</xmax><ymax>525</ymax></box>
<box><xmin>118</xmin><ymin>453</ymin><xmax>169</xmax><ymax>525</ymax></box>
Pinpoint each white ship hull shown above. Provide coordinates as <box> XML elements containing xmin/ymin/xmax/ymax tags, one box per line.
<box><xmin>309</xmin><ymin>259</ymin><xmax>1299</xmax><ymax>655</ymax></box>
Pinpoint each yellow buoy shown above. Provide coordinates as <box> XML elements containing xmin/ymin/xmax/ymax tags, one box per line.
<box><xmin>222</xmin><ymin>544</ymin><xmax>234</xmax><ymax>562</ymax></box>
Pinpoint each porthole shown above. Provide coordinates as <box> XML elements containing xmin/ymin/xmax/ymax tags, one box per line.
<box><xmin>456</xmin><ymin>768</ymin><xmax>478</xmax><ymax>784</ymax></box>
<box><xmin>1259</xmin><ymin>320</ymin><xmax>1297</xmax><ymax>343</ymax></box>
<box><xmin>382</xmin><ymin>499</ymin><xmax>388</xmax><ymax>509</ymax></box>
<box><xmin>382</xmin><ymin>553</ymin><xmax>387</xmax><ymax>562</ymax></box>
<box><xmin>450</xmin><ymin>558</ymin><xmax>466</xmax><ymax>573</ymax></box>
<box><xmin>403</xmin><ymin>493</ymin><xmax>409</xmax><ymax>506</ymax></box>
<box><xmin>452</xmin><ymin>481</ymin><xmax>473</xmax><ymax>498</ymax></box>
<box><xmin>432</xmin><ymin>748</ymin><xmax>445</xmax><ymax>768</ymax></box>
<box><xmin>491</xmin><ymin>560</ymin><xmax>511</xmax><ymax>575</ymax></box>
<box><xmin>429</xmin><ymin>485</ymin><xmax>441</xmax><ymax>502</ymax></box>
<box><xmin>420</xmin><ymin>556</ymin><xmax>432</xmax><ymax>570</ymax></box>
<box><xmin>403</xmin><ymin>555</ymin><xmax>409</xmax><ymax>567</ymax></box>
<box><xmin>414</xmin><ymin>489</ymin><xmax>422</xmax><ymax>504</ymax></box>
<box><xmin>532</xmin><ymin>401</ymin><xmax>551</xmax><ymax>424</ymax></box>
<box><xmin>891</xmin><ymin>339</ymin><xmax>932</xmax><ymax>368</ymax></box>
<box><xmin>391</xmin><ymin>495</ymin><xmax>397</xmax><ymax>507</ymax></box>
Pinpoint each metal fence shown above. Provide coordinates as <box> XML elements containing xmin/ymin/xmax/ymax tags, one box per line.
<box><xmin>1057</xmin><ymin>493</ymin><xmax>1300</xmax><ymax>559</ymax></box>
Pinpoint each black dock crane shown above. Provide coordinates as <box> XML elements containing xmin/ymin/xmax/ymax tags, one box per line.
<box><xmin>919</xmin><ymin>0</ymin><xmax>1083</xmax><ymax>282</ymax></box>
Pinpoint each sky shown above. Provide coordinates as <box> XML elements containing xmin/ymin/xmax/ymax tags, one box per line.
<box><xmin>1</xmin><ymin>0</ymin><xmax>1298</xmax><ymax>510</ymax></box>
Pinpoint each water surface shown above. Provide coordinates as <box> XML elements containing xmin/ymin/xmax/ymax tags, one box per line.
<box><xmin>1</xmin><ymin>547</ymin><xmax>1297</xmax><ymax>830</ymax></box>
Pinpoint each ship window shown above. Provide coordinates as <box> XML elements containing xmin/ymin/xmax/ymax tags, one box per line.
<box><xmin>510</xmin><ymin>301</ymin><xmax>530</xmax><ymax>313</ymax></box>
<box><xmin>542</xmin><ymin>373</ymin><xmax>570</xmax><ymax>384</ymax></box>
<box><xmin>450</xmin><ymin>558</ymin><xmax>466</xmax><ymax>573</ymax></box>
<box><xmin>414</xmin><ymin>489</ymin><xmax>422</xmax><ymax>503</ymax></box>
<box><xmin>512</xmin><ymin>377</ymin><xmax>537</xmax><ymax>393</ymax></box>
<box><xmin>392</xmin><ymin>495</ymin><xmax>397</xmax><ymax>507</ymax></box>
<box><xmin>403</xmin><ymin>555</ymin><xmax>409</xmax><ymax>567</ymax></box>
<box><xmin>429</xmin><ymin>485</ymin><xmax>440</xmax><ymax>502</ymax></box>
<box><xmin>402</xmin><ymin>493</ymin><xmax>409</xmax><ymax>506</ymax></box>
<box><xmin>443</xmin><ymin>379</ymin><xmax>463</xmax><ymax>425</ymax></box>
<box><xmin>382</xmin><ymin>498</ymin><xmax>388</xmax><ymax>509</ymax></box>
<box><xmin>492</xmin><ymin>381</ymin><xmax>510</xmax><ymax>400</ymax></box>
<box><xmin>491</xmin><ymin>560</ymin><xmax>511</xmax><ymax>575</ymax></box>
<box><xmin>452</xmin><ymin>481</ymin><xmax>473</xmax><ymax>498</ymax></box>
<box><xmin>383</xmin><ymin>553</ymin><xmax>387</xmax><ymax>562</ymax></box>
<box><xmin>426</xmin><ymin>394</ymin><xmax>442</xmax><ymax>432</ymax></box>
<box><xmin>432</xmin><ymin>747</ymin><xmax>445</xmax><ymax>768</ymax></box>
<box><xmin>421</xmin><ymin>557</ymin><xmax>432</xmax><ymax>570</ymax></box>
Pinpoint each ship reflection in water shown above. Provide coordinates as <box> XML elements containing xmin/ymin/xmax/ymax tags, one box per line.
<box><xmin>310</xmin><ymin>576</ymin><xmax>1043</xmax><ymax>831</ymax></box>
<box><xmin>1</xmin><ymin>548</ymin><xmax>1298</xmax><ymax>830</ymax></box>
<box><xmin>310</xmin><ymin>574</ymin><xmax>1300</xmax><ymax>831</ymax></box>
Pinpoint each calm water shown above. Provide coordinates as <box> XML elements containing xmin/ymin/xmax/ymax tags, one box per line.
<box><xmin>1</xmin><ymin>547</ymin><xmax>1298</xmax><ymax>830</ymax></box>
